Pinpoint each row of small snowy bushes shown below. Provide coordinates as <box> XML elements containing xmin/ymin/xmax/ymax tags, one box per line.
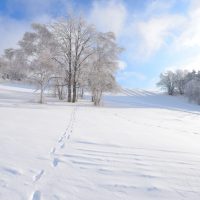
<box><xmin>157</xmin><ymin>70</ymin><xmax>200</xmax><ymax>105</ymax></box>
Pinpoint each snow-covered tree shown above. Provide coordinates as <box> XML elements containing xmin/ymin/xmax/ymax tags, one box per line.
<box><xmin>87</xmin><ymin>32</ymin><xmax>122</xmax><ymax>106</ymax></box>
<box><xmin>157</xmin><ymin>71</ymin><xmax>176</xmax><ymax>95</ymax></box>
<box><xmin>174</xmin><ymin>69</ymin><xmax>188</xmax><ymax>95</ymax></box>
<box><xmin>1</xmin><ymin>48</ymin><xmax>27</xmax><ymax>80</ymax></box>
<box><xmin>157</xmin><ymin>69</ymin><xmax>200</xmax><ymax>105</ymax></box>
<box><xmin>19</xmin><ymin>23</ymin><xmax>56</xmax><ymax>103</ymax></box>
<box><xmin>0</xmin><ymin>56</ymin><xmax>6</xmax><ymax>79</ymax></box>
<box><xmin>185</xmin><ymin>79</ymin><xmax>200</xmax><ymax>104</ymax></box>
<box><xmin>51</xmin><ymin>15</ymin><xmax>95</xmax><ymax>103</ymax></box>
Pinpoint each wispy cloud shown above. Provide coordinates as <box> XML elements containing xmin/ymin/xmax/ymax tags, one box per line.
<box><xmin>173</xmin><ymin>0</ymin><xmax>200</xmax><ymax>49</ymax></box>
<box><xmin>88</xmin><ymin>0</ymin><xmax>127</xmax><ymax>37</ymax></box>
<box><xmin>87</xmin><ymin>0</ymin><xmax>186</xmax><ymax>60</ymax></box>
<box><xmin>134</xmin><ymin>14</ymin><xmax>185</xmax><ymax>59</ymax></box>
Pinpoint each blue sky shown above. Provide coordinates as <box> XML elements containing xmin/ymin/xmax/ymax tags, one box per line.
<box><xmin>0</xmin><ymin>0</ymin><xmax>200</xmax><ymax>89</ymax></box>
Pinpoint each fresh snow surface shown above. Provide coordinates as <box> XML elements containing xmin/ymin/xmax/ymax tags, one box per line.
<box><xmin>0</xmin><ymin>85</ymin><xmax>200</xmax><ymax>200</ymax></box>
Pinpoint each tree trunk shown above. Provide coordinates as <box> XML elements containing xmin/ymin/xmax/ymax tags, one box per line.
<box><xmin>68</xmin><ymin>28</ymin><xmax>72</xmax><ymax>103</ymax></box>
<box><xmin>57</xmin><ymin>85</ymin><xmax>64</xmax><ymax>100</ymax></box>
<box><xmin>39</xmin><ymin>85</ymin><xmax>44</xmax><ymax>104</ymax></box>
<box><xmin>72</xmin><ymin>81</ymin><xmax>76</xmax><ymax>103</ymax></box>
<box><xmin>53</xmin><ymin>85</ymin><xmax>57</xmax><ymax>97</ymax></box>
<box><xmin>93</xmin><ymin>90</ymin><xmax>102</xmax><ymax>106</ymax></box>
<box><xmin>67</xmin><ymin>84</ymin><xmax>71</xmax><ymax>102</ymax></box>
<box><xmin>80</xmin><ymin>88</ymin><xmax>84</xmax><ymax>99</ymax></box>
<box><xmin>67</xmin><ymin>73</ymin><xmax>72</xmax><ymax>102</ymax></box>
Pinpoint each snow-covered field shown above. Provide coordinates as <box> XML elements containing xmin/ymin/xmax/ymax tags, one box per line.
<box><xmin>1</xmin><ymin>85</ymin><xmax>200</xmax><ymax>200</ymax></box>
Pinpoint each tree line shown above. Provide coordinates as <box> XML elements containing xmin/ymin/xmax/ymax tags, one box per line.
<box><xmin>157</xmin><ymin>69</ymin><xmax>200</xmax><ymax>104</ymax></box>
<box><xmin>0</xmin><ymin>15</ymin><xmax>122</xmax><ymax>105</ymax></box>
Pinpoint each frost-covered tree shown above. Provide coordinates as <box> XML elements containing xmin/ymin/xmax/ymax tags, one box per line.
<box><xmin>51</xmin><ymin>18</ymin><xmax>73</xmax><ymax>102</ymax></box>
<box><xmin>1</xmin><ymin>48</ymin><xmax>27</xmax><ymax>80</ymax></box>
<box><xmin>51</xmin><ymin>15</ymin><xmax>95</xmax><ymax>103</ymax></box>
<box><xmin>184</xmin><ymin>70</ymin><xmax>196</xmax><ymax>83</ymax></box>
<box><xmin>157</xmin><ymin>71</ymin><xmax>176</xmax><ymax>95</ymax></box>
<box><xmin>71</xmin><ymin>16</ymin><xmax>95</xmax><ymax>102</ymax></box>
<box><xmin>87</xmin><ymin>32</ymin><xmax>122</xmax><ymax>106</ymax></box>
<box><xmin>19</xmin><ymin>23</ymin><xmax>56</xmax><ymax>103</ymax></box>
<box><xmin>0</xmin><ymin>56</ymin><xmax>6</xmax><ymax>79</ymax></box>
<box><xmin>157</xmin><ymin>69</ymin><xmax>200</xmax><ymax>105</ymax></box>
<box><xmin>174</xmin><ymin>69</ymin><xmax>188</xmax><ymax>95</ymax></box>
<box><xmin>185</xmin><ymin>79</ymin><xmax>200</xmax><ymax>104</ymax></box>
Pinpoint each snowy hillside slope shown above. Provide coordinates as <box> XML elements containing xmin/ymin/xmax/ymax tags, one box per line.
<box><xmin>0</xmin><ymin>85</ymin><xmax>200</xmax><ymax>200</ymax></box>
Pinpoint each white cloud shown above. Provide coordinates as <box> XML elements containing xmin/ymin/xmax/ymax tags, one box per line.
<box><xmin>88</xmin><ymin>0</ymin><xmax>185</xmax><ymax>61</ymax></box>
<box><xmin>123</xmin><ymin>0</ymin><xmax>190</xmax><ymax>60</ymax></box>
<box><xmin>134</xmin><ymin>14</ymin><xmax>185</xmax><ymax>58</ymax></box>
<box><xmin>161</xmin><ymin>0</ymin><xmax>200</xmax><ymax>72</ymax></box>
<box><xmin>145</xmin><ymin>0</ymin><xmax>175</xmax><ymax>15</ymax></box>
<box><xmin>173</xmin><ymin>0</ymin><xmax>200</xmax><ymax>49</ymax></box>
<box><xmin>89</xmin><ymin>0</ymin><xmax>127</xmax><ymax>37</ymax></box>
<box><xmin>88</xmin><ymin>0</ymin><xmax>182</xmax><ymax>60</ymax></box>
<box><xmin>165</xmin><ymin>53</ymin><xmax>200</xmax><ymax>72</ymax></box>
<box><xmin>132</xmin><ymin>0</ymin><xmax>200</xmax><ymax>60</ymax></box>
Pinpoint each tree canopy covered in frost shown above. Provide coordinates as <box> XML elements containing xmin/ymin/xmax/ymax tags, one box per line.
<box><xmin>88</xmin><ymin>32</ymin><xmax>122</xmax><ymax>105</ymax></box>
<box><xmin>18</xmin><ymin>23</ymin><xmax>56</xmax><ymax>103</ymax></box>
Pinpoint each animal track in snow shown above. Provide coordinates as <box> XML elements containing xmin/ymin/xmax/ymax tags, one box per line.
<box><xmin>33</xmin><ymin>170</ymin><xmax>44</xmax><ymax>182</ymax></box>
<box><xmin>31</xmin><ymin>190</ymin><xmax>41</xmax><ymax>200</ymax></box>
<box><xmin>29</xmin><ymin>106</ymin><xmax>78</xmax><ymax>200</ymax></box>
<box><xmin>53</xmin><ymin>158</ymin><xmax>60</xmax><ymax>167</ymax></box>
<box><xmin>1</xmin><ymin>167</ymin><xmax>22</xmax><ymax>176</ymax></box>
<box><xmin>51</xmin><ymin>147</ymin><xmax>56</xmax><ymax>154</ymax></box>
